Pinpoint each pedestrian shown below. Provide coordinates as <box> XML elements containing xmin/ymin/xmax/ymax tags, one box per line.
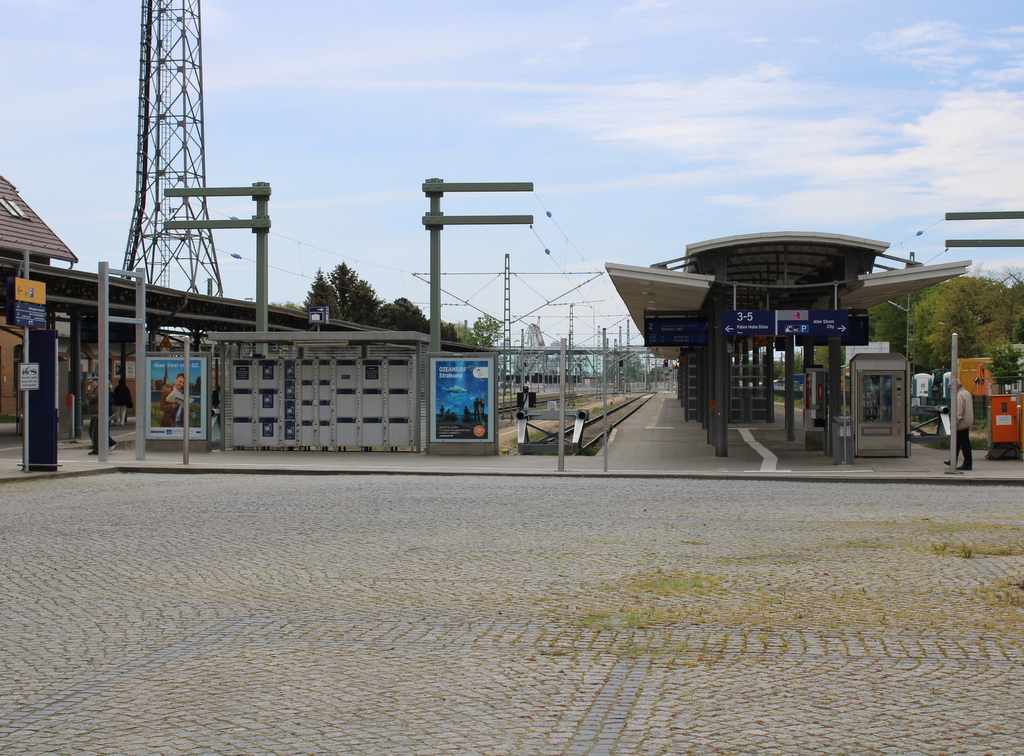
<box><xmin>87</xmin><ymin>379</ymin><xmax>117</xmax><ymax>455</ymax></box>
<box><xmin>944</xmin><ymin>379</ymin><xmax>974</xmax><ymax>471</ymax></box>
<box><xmin>112</xmin><ymin>378</ymin><xmax>133</xmax><ymax>426</ymax></box>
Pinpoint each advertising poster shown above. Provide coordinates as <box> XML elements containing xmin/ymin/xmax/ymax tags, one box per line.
<box><xmin>429</xmin><ymin>355</ymin><xmax>495</xmax><ymax>443</ymax></box>
<box><xmin>145</xmin><ymin>354</ymin><xmax>207</xmax><ymax>440</ymax></box>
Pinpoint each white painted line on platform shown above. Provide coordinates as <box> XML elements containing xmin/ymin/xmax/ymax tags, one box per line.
<box><xmin>741</xmin><ymin>468</ymin><xmax>876</xmax><ymax>474</ymax></box>
<box><xmin>737</xmin><ymin>427</ymin><xmax>778</xmax><ymax>472</ymax></box>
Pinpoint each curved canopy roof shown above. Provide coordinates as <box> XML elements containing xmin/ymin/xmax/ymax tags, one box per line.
<box><xmin>608</xmin><ymin>231</ymin><xmax>970</xmax><ymax>334</ymax></box>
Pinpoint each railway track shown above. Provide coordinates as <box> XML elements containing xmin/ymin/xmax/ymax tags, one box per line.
<box><xmin>499</xmin><ymin>392</ymin><xmax>654</xmax><ymax>454</ymax></box>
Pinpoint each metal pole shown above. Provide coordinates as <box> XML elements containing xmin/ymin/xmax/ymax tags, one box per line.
<box><xmin>602</xmin><ymin>328</ymin><xmax>608</xmax><ymax>473</ymax></box>
<box><xmin>428</xmin><ymin>181</ymin><xmax>442</xmax><ymax>353</ymax></box>
<box><xmin>558</xmin><ymin>338</ymin><xmax>566</xmax><ymax>472</ymax></box>
<box><xmin>254</xmin><ymin>182</ymin><xmax>270</xmax><ymax>333</ymax></box>
<box><xmin>98</xmin><ymin>262</ymin><xmax>111</xmax><ymax>463</ymax></box>
<box><xmin>21</xmin><ymin>250</ymin><xmax>30</xmax><ymax>472</ymax></box>
<box><xmin>70</xmin><ymin>306</ymin><xmax>82</xmax><ymax>439</ymax></box>
<box><xmin>950</xmin><ymin>332</ymin><xmax>958</xmax><ymax>470</ymax></box>
<box><xmin>135</xmin><ymin>269</ymin><xmax>147</xmax><ymax>460</ymax></box>
<box><xmin>784</xmin><ymin>336</ymin><xmax>795</xmax><ymax>442</ymax></box>
<box><xmin>183</xmin><ymin>336</ymin><xmax>190</xmax><ymax>465</ymax></box>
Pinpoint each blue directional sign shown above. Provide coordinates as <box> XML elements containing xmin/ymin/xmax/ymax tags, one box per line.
<box><xmin>724</xmin><ymin>309</ymin><xmax>850</xmax><ymax>337</ymax></box>
<box><xmin>644</xmin><ymin>317</ymin><xmax>708</xmax><ymax>346</ymax></box>
<box><xmin>9</xmin><ymin>301</ymin><xmax>47</xmax><ymax>329</ymax></box>
<box><xmin>777</xmin><ymin>309</ymin><xmax>849</xmax><ymax>336</ymax></box>
<box><xmin>723</xmin><ymin>310</ymin><xmax>776</xmax><ymax>335</ymax></box>
<box><xmin>307</xmin><ymin>305</ymin><xmax>330</xmax><ymax>325</ymax></box>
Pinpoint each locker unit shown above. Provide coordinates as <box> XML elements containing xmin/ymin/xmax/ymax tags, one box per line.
<box><xmin>229</xmin><ymin>354</ymin><xmax>419</xmax><ymax>451</ymax></box>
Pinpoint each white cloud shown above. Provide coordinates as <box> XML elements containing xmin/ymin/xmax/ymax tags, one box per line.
<box><xmin>865</xmin><ymin>21</ymin><xmax>1024</xmax><ymax>82</ymax></box>
<box><xmin>864</xmin><ymin>21</ymin><xmax>979</xmax><ymax>72</ymax></box>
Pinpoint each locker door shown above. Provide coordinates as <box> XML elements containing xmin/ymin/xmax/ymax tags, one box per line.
<box><xmin>256</xmin><ymin>360</ymin><xmax>283</xmax><ymax>448</ymax></box>
<box><xmin>298</xmin><ymin>360</ymin><xmax>317</xmax><ymax>445</ymax></box>
<box><xmin>385</xmin><ymin>358</ymin><xmax>414</xmax><ymax>447</ymax></box>
<box><xmin>281</xmin><ymin>360</ymin><xmax>297</xmax><ymax>447</ymax></box>
<box><xmin>231</xmin><ymin>360</ymin><xmax>256</xmax><ymax>447</ymax></box>
<box><xmin>335</xmin><ymin>359</ymin><xmax>358</xmax><ymax>446</ymax></box>
<box><xmin>359</xmin><ymin>359</ymin><xmax>385</xmax><ymax>446</ymax></box>
<box><xmin>316</xmin><ymin>359</ymin><xmax>334</xmax><ymax>446</ymax></box>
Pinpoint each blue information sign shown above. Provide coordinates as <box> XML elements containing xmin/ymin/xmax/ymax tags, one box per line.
<box><xmin>644</xmin><ymin>317</ymin><xmax>708</xmax><ymax>346</ymax></box>
<box><xmin>723</xmin><ymin>310</ymin><xmax>776</xmax><ymax>335</ymax></box>
<box><xmin>725</xmin><ymin>309</ymin><xmax>849</xmax><ymax>336</ymax></box>
<box><xmin>10</xmin><ymin>301</ymin><xmax>47</xmax><ymax>329</ymax></box>
<box><xmin>307</xmin><ymin>305</ymin><xmax>330</xmax><ymax>325</ymax></box>
<box><xmin>777</xmin><ymin>309</ymin><xmax>849</xmax><ymax>336</ymax></box>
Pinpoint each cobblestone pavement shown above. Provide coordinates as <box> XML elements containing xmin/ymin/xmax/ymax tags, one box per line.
<box><xmin>2</xmin><ymin>474</ymin><xmax>1024</xmax><ymax>755</ymax></box>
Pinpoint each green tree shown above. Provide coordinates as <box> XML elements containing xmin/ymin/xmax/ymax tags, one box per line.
<box><xmin>993</xmin><ymin>267</ymin><xmax>1024</xmax><ymax>343</ymax></box>
<box><xmin>989</xmin><ymin>342</ymin><xmax>1024</xmax><ymax>390</ymax></box>
<box><xmin>378</xmin><ymin>297</ymin><xmax>429</xmax><ymax>333</ymax></box>
<box><xmin>920</xmin><ymin>275</ymin><xmax>1002</xmax><ymax>363</ymax></box>
<box><xmin>304</xmin><ymin>268</ymin><xmax>340</xmax><ymax>320</ymax></box>
<box><xmin>867</xmin><ymin>296</ymin><xmax>910</xmax><ymax>356</ymax></box>
<box><xmin>329</xmin><ymin>263</ymin><xmax>381</xmax><ymax>326</ymax></box>
<box><xmin>465</xmin><ymin>315</ymin><xmax>503</xmax><ymax>348</ymax></box>
<box><xmin>440</xmin><ymin>321</ymin><xmax>459</xmax><ymax>343</ymax></box>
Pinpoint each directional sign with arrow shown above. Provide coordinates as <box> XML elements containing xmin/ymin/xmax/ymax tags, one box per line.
<box><xmin>725</xmin><ymin>309</ymin><xmax>849</xmax><ymax>336</ymax></box>
<box><xmin>12</xmin><ymin>277</ymin><xmax>46</xmax><ymax>304</ymax></box>
<box><xmin>723</xmin><ymin>310</ymin><xmax>776</xmax><ymax>335</ymax></box>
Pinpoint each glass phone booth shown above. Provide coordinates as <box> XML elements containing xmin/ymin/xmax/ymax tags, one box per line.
<box><xmin>850</xmin><ymin>353</ymin><xmax>909</xmax><ymax>457</ymax></box>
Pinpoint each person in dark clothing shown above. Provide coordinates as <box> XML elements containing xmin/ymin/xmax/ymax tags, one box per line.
<box><xmin>112</xmin><ymin>378</ymin><xmax>133</xmax><ymax>426</ymax></box>
<box><xmin>87</xmin><ymin>379</ymin><xmax>117</xmax><ymax>455</ymax></box>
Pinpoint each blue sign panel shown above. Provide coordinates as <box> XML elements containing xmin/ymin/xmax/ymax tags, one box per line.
<box><xmin>723</xmin><ymin>310</ymin><xmax>775</xmax><ymax>335</ymax></box>
<box><xmin>644</xmin><ymin>317</ymin><xmax>708</xmax><ymax>346</ymax></box>
<box><xmin>10</xmin><ymin>301</ymin><xmax>47</xmax><ymax>329</ymax></box>
<box><xmin>725</xmin><ymin>309</ymin><xmax>850</xmax><ymax>336</ymax></box>
<box><xmin>307</xmin><ymin>305</ymin><xmax>330</xmax><ymax>325</ymax></box>
<box><xmin>777</xmin><ymin>309</ymin><xmax>849</xmax><ymax>336</ymax></box>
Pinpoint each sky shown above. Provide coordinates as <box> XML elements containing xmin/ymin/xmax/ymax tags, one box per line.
<box><xmin>3</xmin><ymin>0</ymin><xmax>1024</xmax><ymax>348</ymax></box>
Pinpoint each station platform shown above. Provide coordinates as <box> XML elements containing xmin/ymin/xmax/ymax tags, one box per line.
<box><xmin>1</xmin><ymin>392</ymin><xmax>1021</xmax><ymax>485</ymax></box>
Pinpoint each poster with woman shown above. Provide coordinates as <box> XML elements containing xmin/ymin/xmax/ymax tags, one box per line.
<box><xmin>145</xmin><ymin>354</ymin><xmax>208</xmax><ymax>439</ymax></box>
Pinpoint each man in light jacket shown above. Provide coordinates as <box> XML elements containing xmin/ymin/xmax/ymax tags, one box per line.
<box><xmin>945</xmin><ymin>380</ymin><xmax>974</xmax><ymax>471</ymax></box>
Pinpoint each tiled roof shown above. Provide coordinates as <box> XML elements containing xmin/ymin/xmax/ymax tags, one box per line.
<box><xmin>0</xmin><ymin>175</ymin><xmax>78</xmax><ymax>265</ymax></box>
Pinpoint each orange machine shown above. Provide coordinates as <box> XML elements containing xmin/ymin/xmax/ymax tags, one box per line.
<box><xmin>958</xmin><ymin>358</ymin><xmax>992</xmax><ymax>397</ymax></box>
<box><xmin>986</xmin><ymin>394</ymin><xmax>1021</xmax><ymax>460</ymax></box>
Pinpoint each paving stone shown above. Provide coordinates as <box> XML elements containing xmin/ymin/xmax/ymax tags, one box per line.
<box><xmin>1</xmin><ymin>474</ymin><xmax>1023</xmax><ymax>754</ymax></box>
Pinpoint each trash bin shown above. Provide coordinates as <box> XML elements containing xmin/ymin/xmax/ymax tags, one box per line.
<box><xmin>832</xmin><ymin>415</ymin><xmax>854</xmax><ymax>465</ymax></box>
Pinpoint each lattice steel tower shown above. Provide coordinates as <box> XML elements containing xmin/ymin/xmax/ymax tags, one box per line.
<box><xmin>124</xmin><ymin>0</ymin><xmax>221</xmax><ymax>294</ymax></box>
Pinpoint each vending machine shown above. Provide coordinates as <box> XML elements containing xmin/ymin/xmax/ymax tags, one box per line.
<box><xmin>803</xmin><ymin>367</ymin><xmax>828</xmax><ymax>451</ymax></box>
<box><xmin>850</xmin><ymin>353</ymin><xmax>909</xmax><ymax>457</ymax></box>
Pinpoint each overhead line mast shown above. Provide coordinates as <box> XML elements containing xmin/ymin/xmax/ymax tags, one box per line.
<box><xmin>124</xmin><ymin>0</ymin><xmax>221</xmax><ymax>295</ymax></box>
